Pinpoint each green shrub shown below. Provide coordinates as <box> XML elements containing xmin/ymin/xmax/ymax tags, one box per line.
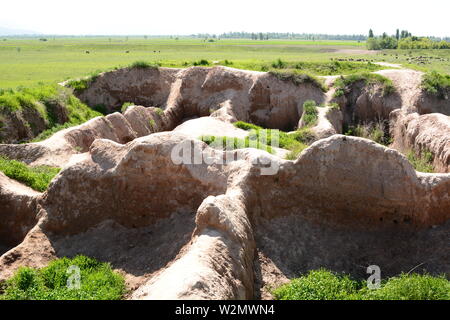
<box><xmin>273</xmin><ymin>269</ymin><xmax>363</xmax><ymax>300</ymax></box>
<box><xmin>121</xmin><ymin>102</ymin><xmax>134</xmax><ymax>113</ymax></box>
<box><xmin>0</xmin><ymin>256</ymin><xmax>126</xmax><ymax>300</ymax></box>
<box><xmin>233</xmin><ymin>121</ymin><xmax>315</xmax><ymax>160</ymax></box>
<box><xmin>363</xmin><ymin>273</ymin><xmax>450</xmax><ymax>300</ymax></box>
<box><xmin>200</xmin><ymin>135</ymin><xmax>274</xmax><ymax>154</ymax></box>
<box><xmin>345</xmin><ymin>120</ymin><xmax>391</xmax><ymax>146</ymax></box>
<box><xmin>266</xmin><ymin>60</ymin><xmax>383</xmax><ymax>76</ymax></box>
<box><xmin>273</xmin><ymin>269</ymin><xmax>449</xmax><ymax>300</ymax></box>
<box><xmin>192</xmin><ymin>59</ymin><xmax>210</xmax><ymax>66</ymax></box>
<box><xmin>269</xmin><ymin>69</ymin><xmax>325</xmax><ymax>91</ymax></box>
<box><xmin>154</xmin><ymin>108</ymin><xmax>164</xmax><ymax>116</ymax></box>
<box><xmin>421</xmin><ymin>71</ymin><xmax>450</xmax><ymax>98</ymax></box>
<box><xmin>66</xmin><ymin>71</ymin><xmax>101</xmax><ymax>92</ymax></box>
<box><xmin>0</xmin><ymin>156</ymin><xmax>60</xmax><ymax>192</ymax></box>
<box><xmin>301</xmin><ymin>100</ymin><xmax>319</xmax><ymax>127</ymax></box>
<box><xmin>130</xmin><ymin>61</ymin><xmax>160</xmax><ymax>69</ymax></box>
<box><xmin>334</xmin><ymin>73</ymin><xmax>395</xmax><ymax>97</ymax></box>
<box><xmin>407</xmin><ymin>149</ymin><xmax>434</xmax><ymax>173</ymax></box>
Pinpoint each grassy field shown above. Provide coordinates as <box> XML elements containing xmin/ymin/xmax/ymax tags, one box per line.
<box><xmin>0</xmin><ymin>37</ymin><xmax>449</xmax><ymax>88</ymax></box>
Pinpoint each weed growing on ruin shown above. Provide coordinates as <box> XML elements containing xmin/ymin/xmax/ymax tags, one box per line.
<box><xmin>121</xmin><ymin>102</ymin><xmax>134</xmax><ymax>113</ymax></box>
<box><xmin>130</xmin><ymin>61</ymin><xmax>160</xmax><ymax>69</ymax></box>
<box><xmin>27</xmin><ymin>90</ymin><xmax>102</xmax><ymax>142</ymax></box>
<box><xmin>407</xmin><ymin>150</ymin><xmax>434</xmax><ymax>173</ymax></box>
<box><xmin>66</xmin><ymin>71</ymin><xmax>101</xmax><ymax>92</ymax></box>
<box><xmin>273</xmin><ymin>269</ymin><xmax>449</xmax><ymax>300</ymax></box>
<box><xmin>270</xmin><ymin>59</ymin><xmax>383</xmax><ymax>76</ymax></box>
<box><xmin>345</xmin><ymin>120</ymin><xmax>392</xmax><ymax>146</ymax></box>
<box><xmin>333</xmin><ymin>73</ymin><xmax>395</xmax><ymax>97</ymax></box>
<box><xmin>192</xmin><ymin>59</ymin><xmax>210</xmax><ymax>66</ymax></box>
<box><xmin>0</xmin><ymin>156</ymin><xmax>60</xmax><ymax>192</ymax></box>
<box><xmin>268</xmin><ymin>69</ymin><xmax>326</xmax><ymax>91</ymax></box>
<box><xmin>0</xmin><ymin>255</ymin><xmax>125</xmax><ymax>300</ymax></box>
<box><xmin>421</xmin><ymin>71</ymin><xmax>450</xmax><ymax>98</ymax></box>
<box><xmin>233</xmin><ymin>121</ymin><xmax>314</xmax><ymax>159</ymax></box>
<box><xmin>200</xmin><ymin>135</ymin><xmax>274</xmax><ymax>154</ymax></box>
<box><xmin>301</xmin><ymin>100</ymin><xmax>319</xmax><ymax>127</ymax></box>
<box><xmin>154</xmin><ymin>108</ymin><xmax>164</xmax><ymax>116</ymax></box>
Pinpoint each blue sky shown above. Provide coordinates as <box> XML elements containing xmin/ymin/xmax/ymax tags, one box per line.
<box><xmin>1</xmin><ymin>0</ymin><xmax>449</xmax><ymax>37</ymax></box>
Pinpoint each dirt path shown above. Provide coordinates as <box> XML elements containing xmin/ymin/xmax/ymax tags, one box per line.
<box><xmin>375</xmin><ymin>69</ymin><xmax>424</xmax><ymax>111</ymax></box>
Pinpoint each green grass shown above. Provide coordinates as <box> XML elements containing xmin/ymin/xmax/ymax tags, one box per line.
<box><xmin>273</xmin><ymin>269</ymin><xmax>449</xmax><ymax>300</ymax></box>
<box><xmin>0</xmin><ymin>156</ymin><xmax>60</xmax><ymax>191</ymax></box>
<box><xmin>0</xmin><ymin>84</ymin><xmax>101</xmax><ymax>143</ymax></box>
<box><xmin>0</xmin><ymin>37</ymin><xmax>394</xmax><ymax>89</ymax></box>
<box><xmin>121</xmin><ymin>102</ymin><xmax>134</xmax><ymax>113</ymax></box>
<box><xmin>200</xmin><ymin>135</ymin><xmax>274</xmax><ymax>154</ymax></box>
<box><xmin>270</xmin><ymin>59</ymin><xmax>384</xmax><ymax>75</ymax></box>
<box><xmin>334</xmin><ymin>72</ymin><xmax>395</xmax><ymax>97</ymax></box>
<box><xmin>345</xmin><ymin>120</ymin><xmax>392</xmax><ymax>146</ymax></box>
<box><xmin>301</xmin><ymin>100</ymin><xmax>319</xmax><ymax>127</ymax></box>
<box><xmin>421</xmin><ymin>71</ymin><xmax>450</xmax><ymax>98</ymax></box>
<box><xmin>407</xmin><ymin>149</ymin><xmax>434</xmax><ymax>173</ymax></box>
<box><xmin>129</xmin><ymin>60</ymin><xmax>160</xmax><ymax>69</ymax></box>
<box><xmin>0</xmin><ymin>255</ymin><xmax>126</xmax><ymax>300</ymax></box>
<box><xmin>233</xmin><ymin>121</ymin><xmax>314</xmax><ymax>160</ymax></box>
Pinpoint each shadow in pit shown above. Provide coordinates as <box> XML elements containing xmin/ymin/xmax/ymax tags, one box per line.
<box><xmin>46</xmin><ymin>211</ymin><xmax>196</xmax><ymax>278</ymax></box>
<box><xmin>252</xmin><ymin>214</ymin><xmax>450</xmax><ymax>298</ymax></box>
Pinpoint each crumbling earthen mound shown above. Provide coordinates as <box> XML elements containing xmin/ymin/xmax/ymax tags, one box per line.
<box><xmin>0</xmin><ymin>66</ymin><xmax>449</xmax><ymax>300</ymax></box>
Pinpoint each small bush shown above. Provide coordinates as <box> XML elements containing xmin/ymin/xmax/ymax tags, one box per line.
<box><xmin>200</xmin><ymin>135</ymin><xmax>273</xmax><ymax>154</ymax></box>
<box><xmin>0</xmin><ymin>255</ymin><xmax>126</xmax><ymax>300</ymax></box>
<box><xmin>0</xmin><ymin>156</ymin><xmax>60</xmax><ymax>192</ymax></box>
<box><xmin>407</xmin><ymin>149</ymin><xmax>434</xmax><ymax>173</ymax></box>
<box><xmin>345</xmin><ymin>120</ymin><xmax>391</xmax><ymax>146</ymax></box>
<box><xmin>301</xmin><ymin>100</ymin><xmax>319</xmax><ymax>127</ymax></box>
<box><xmin>334</xmin><ymin>73</ymin><xmax>395</xmax><ymax>97</ymax></box>
<box><xmin>130</xmin><ymin>61</ymin><xmax>160</xmax><ymax>69</ymax></box>
<box><xmin>121</xmin><ymin>102</ymin><xmax>134</xmax><ymax>113</ymax></box>
<box><xmin>66</xmin><ymin>71</ymin><xmax>101</xmax><ymax>93</ymax></box>
<box><xmin>273</xmin><ymin>269</ymin><xmax>449</xmax><ymax>300</ymax></box>
<box><xmin>421</xmin><ymin>71</ymin><xmax>450</xmax><ymax>98</ymax></box>
<box><xmin>233</xmin><ymin>121</ymin><xmax>262</xmax><ymax>131</ymax></box>
<box><xmin>193</xmin><ymin>59</ymin><xmax>210</xmax><ymax>66</ymax></box>
<box><xmin>154</xmin><ymin>108</ymin><xmax>164</xmax><ymax>116</ymax></box>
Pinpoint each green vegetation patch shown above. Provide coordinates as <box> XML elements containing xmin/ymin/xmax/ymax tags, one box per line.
<box><xmin>0</xmin><ymin>255</ymin><xmax>126</xmax><ymax>300</ymax></box>
<box><xmin>0</xmin><ymin>84</ymin><xmax>101</xmax><ymax>143</ymax></box>
<box><xmin>421</xmin><ymin>71</ymin><xmax>450</xmax><ymax>98</ymax></box>
<box><xmin>270</xmin><ymin>58</ymin><xmax>384</xmax><ymax>75</ymax></box>
<box><xmin>268</xmin><ymin>69</ymin><xmax>325</xmax><ymax>91</ymax></box>
<box><xmin>345</xmin><ymin>121</ymin><xmax>392</xmax><ymax>146</ymax></box>
<box><xmin>66</xmin><ymin>71</ymin><xmax>101</xmax><ymax>93</ymax></box>
<box><xmin>273</xmin><ymin>269</ymin><xmax>449</xmax><ymax>300</ymax></box>
<box><xmin>334</xmin><ymin>73</ymin><xmax>395</xmax><ymax>97</ymax></box>
<box><xmin>233</xmin><ymin>121</ymin><xmax>314</xmax><ymax>160</ymax></box>
<box><xmin>200</xmin><ymin>135</ymin><xmax>274</xmax><ymax>154</ymax></box>
<box><xmin>407</xmin><ymin>149</ymin><xmax>434</xmax><ymax>173</ymax></box>
<box><xmin>129</xmin><ymin>61</ymin><xmax>160</xmax><ymax>69</ymax></box>
<box><xmin>0</xmin><ymin>156</ymin><xmax>60</xmax><ymax>192</ymax></box>
<box><xmin>301</xmin><ymin>100</ymin><xmax>319</xmax><ymax>127</ymax></box>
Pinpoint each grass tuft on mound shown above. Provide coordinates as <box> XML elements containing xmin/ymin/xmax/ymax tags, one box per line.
<box><xmin>0</xmin><ymin>156</ymin><xmax>60</xmax><ymax>192</ymax></box>
<box><xmin>273</xmin><ymin>269</ymin><xmax>449</xmax><ymax>300</ymax></box>
<box><xmin>0</xmin><ymin>255</ymin><xmax>125</xmax><ymax>300</ymax></box>
<box><xmin>200</xmin><ymin>135</ymin><xmax>274</xmax><ymax>154</ymax></box>
<box><xmin>233</xmin><ymin>121</ymin><xmax>314</xmax><ymax>160</ymax></box>
<box><xmin>421</xmin><ymin>71</ymin><xmax>450</xmax><ymax>98</ymax></box>
<box><xmin>333</xmin><ymin>73</ymin><xmax>395</xmax><ymax>97</ymax></box>
<box><xmin>406</xmin><ymin>149</ymin><xmax>434</xmax><ymax>173</ymax></box>
<box><xmin>130</xmin><ymin>61</ymin><xmax>160</xmax><ymax>69</ymax></box>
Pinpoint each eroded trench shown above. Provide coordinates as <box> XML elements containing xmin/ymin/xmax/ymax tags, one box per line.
<box><xmin>0</xmin><ymin>66</ymin><xmax>449</xmax><ymax>299</ymax></box>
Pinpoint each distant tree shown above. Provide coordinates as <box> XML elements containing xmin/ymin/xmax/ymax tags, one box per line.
<box><xmin>259</xmin><ymin>33</ymin><xmax>264</xmax><ymax>40</ymax></box>
<box><xmin>369</xmin><ymin>29</ymin><xmax>374</xmax><ymax>38</ymax></box>
<box><xmin>144</xmin><ymin>35</ymin><xmax>148</xmax><ymax>40</ymax></box>
<box><xmin>396</xmin><ymin>29</ymin><xmax>400</xmax><ymax>40</ymax></box>
<box><xmin>382</xmin><ymin>32</ymin><xmax>387</xmax><ymax>39</ymax></box>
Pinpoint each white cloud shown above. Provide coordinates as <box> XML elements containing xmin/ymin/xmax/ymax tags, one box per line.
<box><xmin>1</xmin><ymin>0</ymin><xmax>448</xmax><ymax>37</ymax></box>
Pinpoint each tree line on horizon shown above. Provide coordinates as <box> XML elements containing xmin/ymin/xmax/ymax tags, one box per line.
<box><xmin>366</xmin><ymin>29</ymin><xmax>450</xmax><ymax>50</ymax></box>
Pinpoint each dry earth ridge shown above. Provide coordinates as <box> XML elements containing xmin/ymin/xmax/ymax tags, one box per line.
<box><xmin>0</xmin><ymin>66</ymin><xmax>449</xmax><ymax>299</ymax></box>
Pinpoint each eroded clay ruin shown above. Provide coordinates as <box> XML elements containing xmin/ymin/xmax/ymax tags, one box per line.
<box><xmin>0</xmin><ymin>66</ymin><xmax>449</xmax><ymax>299</ymax></box>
